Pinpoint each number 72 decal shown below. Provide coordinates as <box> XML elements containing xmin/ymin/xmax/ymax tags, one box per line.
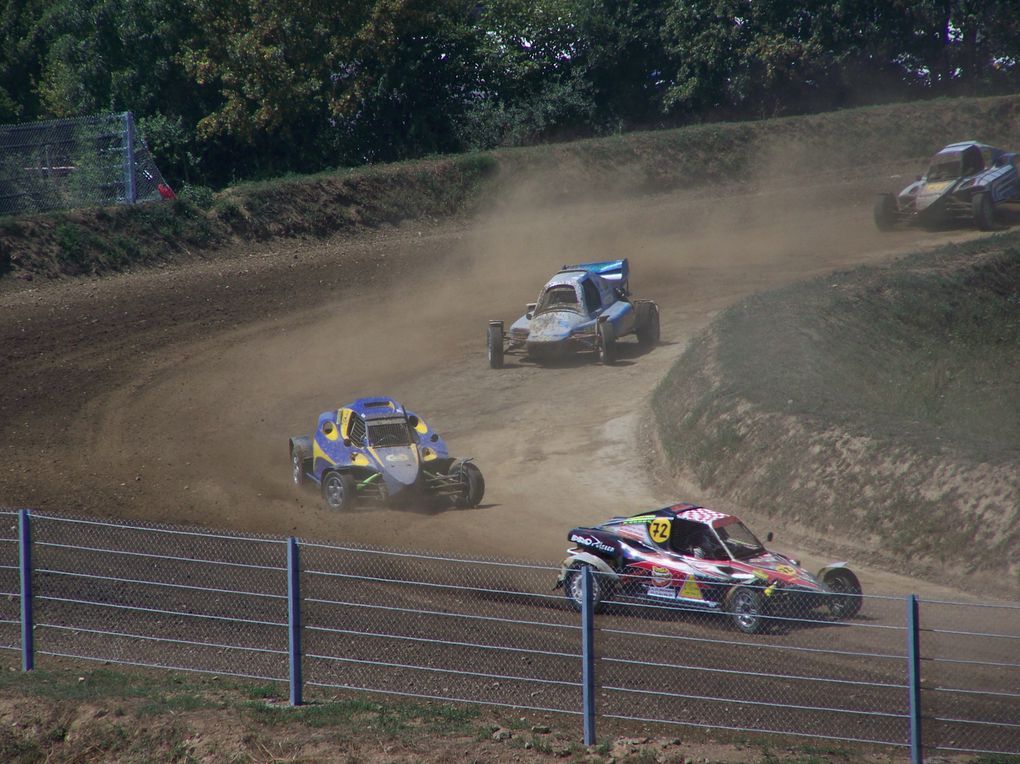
<box><xmin>648</xmin><ymin>517</ymin><xmax>671</xmax><ymax>543</ymax></box>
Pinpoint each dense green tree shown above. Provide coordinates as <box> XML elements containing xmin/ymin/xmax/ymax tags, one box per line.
<box><xmin>330</xmin><ymin>0</ymin><xmax>486</xmax><ymax>162</ymax></box>
<box><xmin>2</xmin><ymin>0</ymin><xmax>1019</xmax><ymax>186</ymax></box>
<box><xmin>571</xmin><ymin>0</ymin><xmax>671</xmax><ymax>128</ymax></box>
<box><xmin>458</xmin><ymin>0</ymin><xmax>596</xmax><ymax>148</ymax></box>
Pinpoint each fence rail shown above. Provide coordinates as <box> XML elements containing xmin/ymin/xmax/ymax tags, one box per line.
<box><xmin>0</xmin><ymin>508</ymin><xmax>1016</xmax><ymax>760</ymax></box>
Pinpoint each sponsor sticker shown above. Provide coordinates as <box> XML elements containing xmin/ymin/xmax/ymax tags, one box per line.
<box><xmin>570</xmin><ymin>533</ymin><xmax>616</xmax><ymax>554</ymax></box>
<box><xmin>775</xmin><ymin>564</ymin><xmax>796</xmax><ymax>576</ymax></box>
<box><xmin>678</xmin><ymin>576</ymin><xmax>703</xmax><ymax>600</ymax></box>
<box><xmin>646</xmin><ymin>586</ymin><xmax>677</xmax><ymax>600</ymax></box>
<box><xmin>651</xmin><ymin>566</ymin><xmax>672</xmax><ymax>587</ymax></box>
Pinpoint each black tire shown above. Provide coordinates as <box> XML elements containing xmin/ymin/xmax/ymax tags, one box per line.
<box><xmin>449</xmin><ymin>459</ymin><xmax>485</xmax><ymax>507</ymax></box>
<box><xmin>823</xmin><ymin>569</ymin><xmax>863</xmax><ymax>619</ymax></box>
<box><xmin>972</xmin><ymin>191</ymin><xmax>995</xmax><ymax>231</ymax></box>
<box><xmin>728</xmin><ymin>587</ymin><xmax>765</xmax><ymax>634</ymax></box>
<box><xmin>596</xmin><ymin>323</ymin><xmax>617</xmax><ymax>365</ymax></box>
<box><xmin>636</xmin><ymin>303</ymin><xmax>660</xmax><ymax>348</ymax></box>
<box><xmin>290</xmin><ymin>447</ymin><xmax>306</xmax><ymax>487</ymax></box>
<box><xmin>487</xmin><ymin>324</ymin><xmax>504</xmax><ymax>369</ymax></box>
<box><xmin>321</xmin><ymin>471</ymin><xmax>357</xmax><ymax>511</ymax></box>
<box><xmin>563</xmin><ymin>561</ymin><xmax>610</xmax><ymax>613</ymax></box>
<box><xmin>873</xmin><ymin>193</ymin><xmax>898</xmax><ymax>232</ymax></box>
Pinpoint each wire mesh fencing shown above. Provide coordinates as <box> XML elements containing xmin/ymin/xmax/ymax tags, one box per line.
<box><xmin>586</xmin><ymin>567</ymin><xmax>911</xmax><ymax>747</ymax></box>
<box><xmin>915</xmin><ymin>597</ymin><xmax>1020</xmax><ymax>756</ymax></box>
<box><xmin>299</xmin><ymin>540</ymin><xmax>579</xmax><ymax>715</ymax></box>
<box><xmin>0</xmin><ymin>510</ymin><xmax>20</xmax><ymax>655</ymax></box>
<box><xmin>0</xmin><ymin>508</ymin><xmax>1017</xmax><ymax>757</ymax></box>
<box><xmin>0</xmin><ymin>112</ymin><xmax>173</xmax><ymax>216</ymax></box>
<box><xmin>28</xmin><ymin>511</ymin><xmax>290</xmax><ymax>683</ymax></box>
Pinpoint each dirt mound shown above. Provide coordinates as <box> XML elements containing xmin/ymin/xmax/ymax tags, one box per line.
<box><xmin>652</xmin><ymin>236</ymin><xmax>1020</xmax><ymax>594</ymax></box>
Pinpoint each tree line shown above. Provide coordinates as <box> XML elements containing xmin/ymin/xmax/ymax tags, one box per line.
<box><xmin>2</xmin><ymin>0</ymin><xmax>1018</xmax><ymax>188</ymax></box>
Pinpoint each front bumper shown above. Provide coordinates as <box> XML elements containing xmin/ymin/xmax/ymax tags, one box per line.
<box><xmin>526</xmin><ymin>333</ymin><xmax>595</xmax><ymax>359</ymax></box>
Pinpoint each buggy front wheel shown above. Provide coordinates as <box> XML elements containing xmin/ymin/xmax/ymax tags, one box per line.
<box><xmin>563</xmin><ymin>561</ymin><xmax>610</xmax><ymax>613</ymax></box>
<box><xmin>449</xmin><ymin>459</ymin><xmax>485</xmax><ymax>507</ymax></box>
<box><xmin>487</xmin><ymin>323</ymin><xmax>504</xmax><ymax>369</ymax></box>
<box><xmin>972</xmin><ymin>192</ymin><xmax>995</xmax><ymax>231</ymax></box>
<box><xmin>321</xmin><ymin>471</ymin><xmax>357</xmax><ymax>511</ymax></box>
<box><xmin>728</xmin><ymin>587</ymin><xmax>765</xmax><ymax>634</ymax></box>
<box><xmin>596</xmin><ymin>323</ymin><xmax>617</xmax><ymax>365</ymax></box>
<box><xmin>823</xmin><ymin>569</ymin><xmax>862</xmax><ymax>619</ymax></box>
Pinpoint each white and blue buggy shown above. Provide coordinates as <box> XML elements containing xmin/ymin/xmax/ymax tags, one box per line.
<box><xmin>874</xmin><ymin>141</ymin><xmax>1020</xmax><ymax>231</ymax></box>
<box><xmin>486</xmin><ymin>259</ymin><xmax>660</xmax><ymax>368</ymax></box>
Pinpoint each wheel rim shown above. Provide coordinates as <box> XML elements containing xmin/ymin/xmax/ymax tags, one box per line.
<box><xmin>325</xmin><ymin>475</ymin><xmax>345</xmax><ymax>508</ymax></box>
<box><xmin>733</xmin><ymin>591</ymin><xmax>760</xmax><ymax>630</ymax></box>
<box><xmin>827</xmin><ymin>575</ymin><xmax>859</xmax><ymax>616</ymax></box>
<box><xmin>568</xmin><ymin>567</ymin><xmax>597</xmax><ymax>605</ymax></box>
<box><xmin>291</xmin><ymin>453</ymin><xmax>302</xmax><ymax>485</ymax></box>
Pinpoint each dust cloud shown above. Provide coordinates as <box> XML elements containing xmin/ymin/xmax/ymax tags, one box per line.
<box><xmin>67</xmin><ymin>148</ymin><xmax>947</xmax><ymax>551</ymax></box>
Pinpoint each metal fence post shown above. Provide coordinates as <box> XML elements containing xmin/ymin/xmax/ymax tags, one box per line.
<box><xmin>581</xmin><ymin>565</ymin><xmax>596</xmax><ymax>746</ymax></box>
<box><xmin>287</xmin><ymin>537</ymin><xmax>303</xmax><ymax>706</ymax></box>
<box><xmin>18</xmin><ymin>509</ymin><xmax>33</xmax><ymax>671</ymax></box>
<box><xmin>122</xmin><ymin>112</ymin><xmax>136</xmax><ymax>204</ymax></box>
<box><xmin>907</xmin><ymin>594</ymin><xmax>922</xmax><ymax>764</ymax></box>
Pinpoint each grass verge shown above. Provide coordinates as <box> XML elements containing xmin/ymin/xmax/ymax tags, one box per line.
<box><xmin>651</xmin><ymin>231</ymin><xmax>1020</xmax><ymax>586</ymax></box>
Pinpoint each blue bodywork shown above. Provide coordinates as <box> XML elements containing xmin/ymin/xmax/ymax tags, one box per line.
<box><xmin>289</xmin><ymin>396</ymin><xmax>478</xmax><ymax>507</ymax></box>
<box><xmin>508</xmin><ymin>259</ymin><xmax>637</xmax><ymax>358</ymax></box>
<box><xmin>883</xmin><ymin>141</ymin><xmax>1020</xmax><ymax>227</ymax></box>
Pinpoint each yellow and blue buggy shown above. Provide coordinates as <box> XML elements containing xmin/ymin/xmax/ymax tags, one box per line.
<box><xmin>289</xmin><ymin>397</ymin><xmax>484</xmax><ymax>511</ymax></box>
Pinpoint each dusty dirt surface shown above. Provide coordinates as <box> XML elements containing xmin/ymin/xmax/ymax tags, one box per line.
<box><xmin>1</xmin><ymin>164</ymin><xmax>1014</xmax><ymax>762</ymax></box>
<box><xmin>0</xmin><ymin>164</ymin><xmax>997</xmax><ymax>597</ymax></box>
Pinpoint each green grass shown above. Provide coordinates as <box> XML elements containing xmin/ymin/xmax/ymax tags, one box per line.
<box><xmin>651</xmin><ymin>232</ymin><xmax>1020</xmax><ymax>576</ymax></box>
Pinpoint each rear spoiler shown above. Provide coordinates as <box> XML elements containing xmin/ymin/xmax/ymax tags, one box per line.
<box><xmin>561</xmin><ymin>258</ymin><xmax>629</xmax><ymax>287</ymax></box>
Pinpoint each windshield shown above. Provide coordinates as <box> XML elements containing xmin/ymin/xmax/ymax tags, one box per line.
<box><xmin>366</xmin><ymin>420</ymin><xmax>414</xmax><ymax>447</ymax></box>
<box><xmin>535</xmin><ymin>285</ymin><xmax>581</xmax><ymax>315</ymax></box>
<box><xmin>926</xmin><ymin>153</ymin><xmax>963</xmax><ymax>182</ymax></box>
<box><xmin>716</xmin><ymin>521</ymin><xmax>766</xmax><ymax>560</ymax></box>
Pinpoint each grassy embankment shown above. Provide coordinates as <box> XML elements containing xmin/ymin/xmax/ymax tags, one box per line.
<box><xmin>4</xmin><ymin>93</ymin><xmax>1020</xmax><ymax>281</ymax></box>
<box><xmin>652</xmin><ymin>233</ymin><xmax>1020</xmax><ymax>589</ymax></box>
<box><xmin>0</xmin><ymin>664</ymin><xmax>911</xmax><ymax>763</ymax></box>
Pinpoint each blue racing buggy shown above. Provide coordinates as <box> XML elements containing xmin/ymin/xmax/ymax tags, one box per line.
<box><xmin>486</xmin><ymin>259</ymin><xmax>660</xmax><ymax>368</ymax></box>
<box><xmin>874</xmin><ymin>141</ymin><xmax>1020</xmax><ymax>231</ymax></box>
<box><xmin>289</xmin><ymin>397</ymin><xmax>484</xmax><ymax>511</ymax></box>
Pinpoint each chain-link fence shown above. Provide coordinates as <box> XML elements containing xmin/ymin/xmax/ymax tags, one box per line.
<box><xmin>0</xmin><ymin>112</ymin><xmax>173</xmax><ymax>216</ymax></box>
<box><xmin>0</xmin><ymin>508</ymin><xmax>1017</xmax><ymax>758</ymax></box>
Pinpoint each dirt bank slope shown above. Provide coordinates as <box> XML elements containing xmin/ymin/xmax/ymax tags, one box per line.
<box><xmin>5</xmin><ymin>93</ymin><xmax>1020</xmax><ymax>284</ymax></box>
<box><xmin>652</xmin><ymin>234</ymin><xmax>1020</xmax><ymax>593</ymax></box>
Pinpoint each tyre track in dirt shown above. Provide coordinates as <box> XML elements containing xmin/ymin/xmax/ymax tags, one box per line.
<box><xmin>3</xmin><ymin>167</ymin><xmax>1018</xmax><ymax>751</ymax></box>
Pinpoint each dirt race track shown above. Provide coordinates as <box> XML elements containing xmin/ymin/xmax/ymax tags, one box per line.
<box><xmin>0</xmin><ymin>165</ymin><xmax>998</xmax><ymax>595</ymax></box>
<box><xmin>4</xmin><ymin>164</ymin><xmax>1020</xmax><ymax>758</ymax></box>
